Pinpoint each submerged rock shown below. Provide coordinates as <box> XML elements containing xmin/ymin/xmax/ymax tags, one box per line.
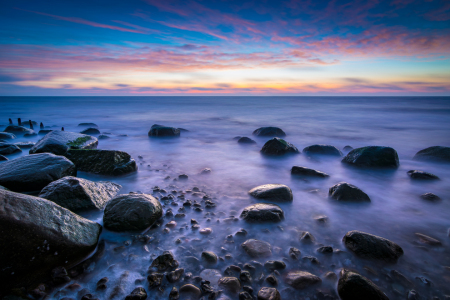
<box><xmin>0</xmin><ymin>153</ymin><xmax>76</xmax><ymax>192</ymax></box>
<box><xmin>420</xmin><ymin>193</ymin><xmax>441</xmax><ymax>201</ymax></box>
<box><xmin>260</xmin><ymin>138</ymin><xmax>299</xmax><ymax>155</ymax></box>
<box><xmin>343</xmin><ymin>145</ymin><xmax>353</xmax><ymax>151</ymax></box>
<box><xmin>413</xmin><ymin>146</ymin><xmax>450</xmax><ymax>163</ymax></box>
<box><xmin>285</xmin><ymin>271</ymin><xmax>322</xmax><ymax>290</ymax></box>
<box><xmin>248</xmin><ymin>184</ymin><xmax>293</xmax><ymax>202</ymax></box>
<box><xmin>179</xmin><ymin>284</ymin><xmax>201</xmax><ymax>299</ymax></box>
<box><xmin>343</xmin><ymin>230</ymin><xmax>404</xmax><ymax>262</ymax></box>
<box><xmin>240</xmin><ymin>203</ymin><xmax>284</xmax><ymax>222</ymax></box>
<box><xmin>342</xmin><ymin>146</ymin><xmax>399</xmax><ymax>168</ymax></box>
<box><xmin>338</xmin><ymin>269</ymin><xmax>389</xmax><ymax>300</ymax></box>
<box><xmin>80</xmin><ymin>128</ymin><xmax>100</xmax><ymax>135</ymax></box>
<box><xmin>407</xmin><ymin>170</ymin><xmax>439</xmax><ymax>180</ymax></box>
<box><xmin>125</xmin><ymin>287</ymin><xmax>147</xmax><ymax>300</ymax></box>
<box><xmin>78</xmin><ymin>123</ymin><xmax>98</xmax><ymax>127</ymax></box>
<box><xmin>218</xmin><ymin>277</ymin><xmax>240</xmax><ymax>294</ymax></box>
<box><xmin>148</xmin><ymin>124</ymin><xmax>180</xmax><ymax>137</ymax></box>
<box><xmin>29</xmin><ymin>131</ymin><xmax>98</xmax><ymax>155</ymax></box>
<box><xmin>329</xmin><ymin>182</ymin><xmax>370</xmax><ymax>202</ymax></box>
<box><xmin>14</xmin><ymin>141</ymin><xmax>35</xmax><ymax>149</ymax></box>
<box><xmin>253</xmin><ymin>127</ymin><xmax>286</xmax><ymax>137</ymax></box>
<box><xmin>257</xmin><ymin>287</ymin><xmax>280</xmax><ymax>300</ymax></box>
<box><xmin>103</xmin><ymin>193</ymin><xmax>162</xmax><ymax>231</ymax></box>
<box><xmin>38</xmin><ymin>176</ymin><xmax>121</xmax><ymax>211</ymax></box>
<box><xmin>0</xmin><ymin>189</ymin><xmax>101</xmax><ymax>293</ymax></box>
<box><xmin>3</xmin><ymin>125</ymin><xmax>34</xmax><ymax>134</ymax></box>
<box><xmin>303</xmin><ymin>144</ymin><xmax>343</xmax><ymax>156</ymax></box>
<box><xmin>98</xmin><ymin>134</ymin><xmax>110</xmax><ymax>139</ymax></box>
<box><xmin>0</xmin><ymin>132</ymin><xmax>15</xmax><ymax>139</ymax></box>
<box><xmin>64</xmin><ymin>149</ymin><xmax>137</xmax><ymax>175</ymax></box>
<box><xmin>238</xmin><ymin>137</ymin><xmax>256</xmax><ymax>144</ymax></box>
<box><xmin>291</xmin><ymin>166</ymin><xmax>329</xmax><ymax>178</ymax></box>
<box><xmin>0</xmin><ymin>143</ymin><xmax>22</xmax><ymax>155</ymax></box>
<box><xmin>241</xmin><ymin>239</ymin><xmax>272</xmax><ymax>258</ymax></box>
<box><xmin>415</xmin><ymin>233</ymin><xmax>441</xmax><ymax>246</ymax></box>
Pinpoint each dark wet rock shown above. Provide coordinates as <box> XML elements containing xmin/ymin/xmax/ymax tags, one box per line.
<box><xmin>343</xmin><ymin>230</ymin><xmax>404</xmax><ymax>262</ymax></box>
<box><xmin>253</xmin><ymin>127</ymin><xmax>286</xmax><ymax>137</ymax></box>
<box><xmin>179</xmin><ymin>284</ymin><xmax>202</xmax><ymax>299</ymax></box>
<box><xmin>151</xmin><ymin>251</ymin><xmax>178</xmax><ymax>271</ymax></box>
<box><xmin>303</xmin><ymin>144</ymin><xmax>343</xmax><ymax>156</ymax></box>
<box><xmin>240</xmin><ymin>291</ymin><xmax>253</xmax><ymax>300</ymax></box>
<box><xmin>285</xmin><ymin>271</ymin><xmax>322</xmax><ymax>290</ymax></box>
<box><xmin>329</xmin><ymin>182</ymin><xmax>370</xmax><ymax>202</ymax></box>
<box><xmin>38</xmin><ymin>129</ymin><xmax>53</xmax><ymax>134</ymax></box>
<box><xmin>178</xmin><ymin>174</ymin><xmax>188</xmax><ymax>180</ymax></box>
<box><xmin>14</xmin><ymin>141</ymin><xmax>35</xmax><ymax>148</ymax></box>
<box><xmin>98</xmin><ymin>134</ymin><xmax>110</xmax><ymax>139</ymax></box>
<box><xmin>317</xmin><ymin>246</ymin><xmax>333</xmax><ymax>254</ymax></box>
<box><xmin>291</xmin><ymin>166</ymin><xmax>329</xmax><ymax>178</ymax></box>
<box><xmin>415</xmin><ymin>233</ymin><xmax>441</xmax><ymax>246</ymax></box>
<box><xmin>343</xmin><ymin>145</ymin><xmax>353</xmax><ymax>151</ymax></box>
<box><xmin>51</xmin><ymin>266</ymin><xmax>71</xmax><ymax>284</ymax></box>
<box><xmin>240</xmin><ymin>270</ymin><xmax>252</xmax><ymax>283</ymax></box>
<box><xmin>29</xmin><ymin>131</ymin><xmax>98</xmax><ymax>155</ymax></box>
<box><xmin>0</xmin><ymin>132</ymin><xmax>15</xmax><ymax>139</ymax></box>
<box><xmin>0</xmin><ymin>143</ymin><xmax>22</xmax><ymax>155</ymax></box>
<box><xmin>264</xmin><ymin>260</ymin><xmax>286</xmax><ymax>271</ymax></box>
<box><xmin>78</xmin><ymin>123</ymin><xmax>98</xmax><ymax>127</ymax></box>
<box><xmin>3</xmin><ymin>125</ymin><xmax>34</xmax><ymax>134</ymax></box>
<box><xmin>324</xmin><ymin>271</ymin><xmax>338</xmax><ymax>281</ymax></box>
<box><xmin>413</xmin><ymin>146</ymin><xmax>450</xmax><ymax>163</ymax></box>
<box><xmin>266</xmin><ymin>274</ymin><xmax>278</xmax><ymax>286</ymax></box>
<box><xmin>125</xmin><ymin>287</ymin><xmax>147</xmax><ymax>300</ymax></box>
<box><xmin>338</xmin><ymin>269</ymin><xmax>389</xmax><ymax>300</ymax></box>
<box><xmin>166</xmin><ymin>268</ymin><xmax>184</xmax><ymax>283</ymax></box>
<box><xmin>200</xmin><ymin>168</ymin><xmax>211</xmax><ymax>174</ymax></box>
<box><xmin>240</xmin><ymin>203</ymin><xmax>284</xmax><ymax>222</ymax></box>
<box><xmin>342</xmin><ymin>146</ymin><xmax>399</xmax><ymax>168</ymax></box>
<box><xmin>238</xmin><ymin>137</ymin><xmax>256</xmax><ymax>144</ymax></box>
<box><xmin>407</xmin><ymin>290</ymin><xmax>420</xmax><ymax>300</ymax></box>
<box><xmin>0</xmin><ymin>153</ymin><xmax>76</xmax><ymax>192</ymax></box>
<box><xmin>300</xmin><ymin>231</ymin><xmax>315</xmax><ymax>243</ymax></box>
<box><xmin>249</xmin><ymin>184</ymin><xmax>293</xmax><ymax>202</ymax></box>
<box><xmin>147</xmin><ymin>273</ymin><xmax>164</xmax><ymax>288</ymax></box>
<box><xmin>0</xmin><ymin>189</ymin><xmax>101</xmax><ymax>293</ymax></box>
<box><xmin>202</xmin><ymin>251</ymin><xmax>218</xmax><ymax>264</ymax></box>
<box><xmin>103</xmin><ymin>193</ymin><xmax>162</xmax><ymax>231</ymax></box>
<box><xmin>38</xmin><ymin>176</ymin><xmax>121</xmax><ymax>211</ymax></box>
<box><xmin>64</xmin><ymin>149</ymin><xmax>137</xmax><ymax>175</ymax></box>
<box><xmin>241</xmin><ymin>239</ymin><xmax>272</xmax><ymax>258</ymax></box>
<box><xmin>218</xmin><ymin>277</ymin><xmax>240</xmax><ymax>294</ymax></box>
<box><xmin>390</xmin><ymin>270</ymin><xmax>412</xmax><ymax>287</ymax></box>
<box><xmin>0</xmin><ymin>155</ymin><xmax>7</xmax><ymax>161</ymax></box>
<box><xmin>261</xmin><ymin>138</ymin><xmax>299</xmax><ymax>155</ymax></box>
<box><xmin>420</xmin><ymin>193</ymin><xmax>441</xmax><ymax>201</ymax></box>
<box><xmin>407</xmin><ymin>170</ymin><xmax>440</xmax><ymax>180</ymax></box>
<box><xmin>80</xmin><ymin>128</ymin><xmax>100</xmax><ymax>135</ymax></box>
<box><xmin>148</xmin><ymin>124</ymin><xmax>180</xmax><ymax>137</ymax></box>
<box><xmin>289</xmin><ymin>247</ymin><xmax>301</xmax><ymax>260</ymax></box>
<box><xmin>257</xmin><ymin>287</ymin><xmax>281</xmax><ymax>300</ymax></box>
<box><xmin>225</xmin><ymin>265</ymin><xmax>242</xmax><ymax>277</ymax></box>
<box><xmin>169</xmin><ymin>287</ymin><xmax>180</xmax><ymax>300</ymax></box>
<box><xmin>96</xmin><ymin>277</ymin><xmax>108</xmax><ymax>290</ymax></box>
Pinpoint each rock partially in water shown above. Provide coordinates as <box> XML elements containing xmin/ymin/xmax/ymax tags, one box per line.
<box><xmin>78</xmin><ymin>123</ymin><xmax>98</xmax><ymax>127</ymax></box>
<box><xmin>299</xmin><ymin>231</ymin><xmax>315</xmax><ymax>243</ymax></box>
<box><xmin>0</xmin><ymin>153</ymin><xmax>76</xmax><ymax>192</ymax></box>
<box><xmin>0</xmin><ymin>155</ymin><xmax>7</xmax><ymax>161</ymax></box>
<box><xmin>179</xmin><ymin>284</ymin><xmax>202</xmax><ymax>299</ymax></box>
<box><xmin>3</xmin><ymin>125</ymin><xmax>34</xmax><ymax>135</ymax></box>
<box><xmin>343</xmin><ymin>230</ymin><xmax>404</xmax><ymax>262</ymax></box>
<box><xmin>407</xmin><ymin>170</ymin><xmax>440</xmax><ymax>180</ymax></box>
<box><xmin>202</xmin><ymin>251</ymin><xmax>218</xmax><ymax>264</ymax></box>
<box><xmin>238</xmin><ymin>137</ymin><xmax>256</xmax><ymax>144</ymax></box>
<box><xmin>420</xmin><ymin>193</ymin><xmax>441</xmax><ymax>201</ymax></box>
<box><xmin>64</xmin><ymin>149</ymin><xmax>137</xmax><ymax>175</ymax></box>
<box><xmin>338</xmin><ymin>269</ymin><xmax>389</xmax><ymax>300</ymax></box>
<box><xmin>260</xmin><ymin>138</ymin><xmax>299</xmax><ymax>155</ymax></box>
<box><xmin>285</xmin><ymin>271</ymin><xmax>322</xmax><ymax>290</ymax></box>
<box><xmin>14</xmin><ymin>141</ymin><xmax>35</xmax><ymax>149</ymax></box>
<box><xmin>264</xmin><ymin>260</ymin><xmax>286</xmax><ymax>271</ymax></box>
<box><xmin>166</xmin><ymin>268</ymin><xmax>185</xmax><ymax>283</ymax></box>
<box><xmin>0</xmin><ymin>143</ymin><xmax>22</xmax><ymax>155</ymax></box>
<box><xmin>343</xmin><ymin>145</ymin><xmax>353</xmax><ymax>151</ymax></box>
<box><xmin>413</xmin><ymin>146</ymin><xmax>450</xmax><ymax>163</ymax></box>
<box><xmin>0</xmin><ymin>189</ymin><xmax>101</xmax><ymax>293</ymax></box>
<box><xmin>407</xmin><ymin>290</ymin><xmax>420</xmax><ymax>300</ymax></box>
<box><xmin>80</xmin><ymin>128</ymin><xmax>100</xmax><ymax>135</ymax></box>
<box><xmin>38</xmin><ymin>176</ymin><xmax>121</xmax><ymax>211</ymax></box>
<box><xmin>151</xmin><ymin>251</ymin><xmax>178</xmax><ymax>271</ymax></box>
<box><xmin>289</xmin><ymin>247</ymin><xmax>301</xmax><ymax>260</ymax></box>
<box><xmin>257</xmin><ymin>287</ymin><xmax>281</xmax><ymax>300</ymax></box>
<box><xmin>303</xmin><ymin>144</ymin><xmax>343</xmax><ymax>156</ymax></box>
<box><xmin>253</xmin><ymin>127</ymin><xmax>286</xmax><ymax>137</ymax></box>
<box><xmin>415</xmin><ymin>233</ymin><xmax>441</xmax><ymax>246</ymax></box>
<box><xmin>218</xmin><ymin>277</ymin><xmax>240</xmax><ymax>294</ymax></box>
<box><xmin>342</xmin><ymin>146</ymin><xmax>399</xmax><ymax>168</ymax></box>
<box><xmin>125</xmin><ymin>287</ymin><xmax>147</xmax><ymax>300</ymax></box>
<box><xmin>148</xmin><ymin>124</ymin><xmax>181</xmax><ymax>137</ymax></box>
<box><xmin>240</xmin><ymin>203</ymin><xmax>284</xmax><ymax>222</ymax></box>
<box><xmin>329</xmin><ymin>182</ymin><xmax>370</xmax><ymax>202</ymax></box>
<box><xmin>241</xmin><ymin>239</ymin><xmax>272</xmax><ymax>258</ymax></box>
<box><xmin>29</xmin><ymin>131</ymin><xmax>98</xmax><ymax>155</ymax></box>
<box><xmin>249</xmin><ymin>184</ymin><xmax>293</xmax><ymax>202</ymax></box>
<box><xmin>98</xmin><ymin>134</ymin><xmax>110</xmax><ymax>139</ymax></box>
<box><xmin>0</xmin><ymin>132</ymin><xmax>15</xmax><ymax>139</ymax></box>
<box><xmin>103</xmin><ymin>193</ymin><xmax>162</xmax><ymax>231</ymax></box>
<box><xmin>291</xmin><ymin>166</ymin><xmax>329</xmax><ymax>178</ymax></box>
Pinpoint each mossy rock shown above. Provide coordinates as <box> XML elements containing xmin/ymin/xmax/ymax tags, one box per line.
<box><xmin>30</xmin><ymin>131</ymin><xmax>98</xmax><ymax>155</ymax></box>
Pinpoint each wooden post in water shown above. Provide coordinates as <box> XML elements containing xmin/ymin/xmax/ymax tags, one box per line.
<box><xmin>29</xmin><ymin>120</ymin><xmax>33</xmax><ymax>130</ymax></box>
<box><xmin>61</xmin><ymin>127</ymin><xmax>64</xmax><ymax>131</ymax></box>
<box><xmin>40</xmin><ymin>122</ymin><xmax>44</xmax><ymax>129</ymax></box>
<box><xmin>8</xmin><ymin>118</ymin><xmax>12</xmax><ymax>124</ymax></box>
<box><xmin>18</xmin><ymin>118</ymin><xmax>22</xmax><ymax>126</ymax></box>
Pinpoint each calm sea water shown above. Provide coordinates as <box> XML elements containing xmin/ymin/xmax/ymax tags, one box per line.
<box><xmin>1</xmin><ymin>96</ymin><xmax>450</xmax><ymax>299</ymax></box>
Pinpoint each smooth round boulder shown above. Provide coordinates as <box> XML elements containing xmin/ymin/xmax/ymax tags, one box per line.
<box><xmin>413</xmin><ymin>146</ymin><xmax>450</xmax><ymax>163</ymax></box>
<box><xmin>343</xmin><ymin>230</ymin><xmax>404</xmax><ymax>262</ymax></box>
<box><xmin>407</xmin><ymin>170</ymin><xmax>439</xmax><ymax>180</ymax></box>
<box><xmin>303</xmin><ymin>144</ymin><xmax>343</xmax><ymax>156</ymax></box>
<box><xmin>80</xmin><ymin>127</ymin><xmax>100</xmax><ymax>135</ymax></box>
<box><xmin>240</xmin><ymin>203</ymin><xmax>284</xmax><ymax>222</ymax></box>
<box><xmin>38</xmin><ymin>176</ymin><xmax>121</xmax><ymax>211</ymax></box>
<box><xmin>249</xmin><ymin>184</ymin><xmax>293</xmax><ymax>202</ymax></box>
<box><xmin>420</xmin><ymin>193</ymin><xmax>441</xmax><ymax>201</ymax></box>
<box><xmin>3</xmin><ymin>125</ymin><xmax>34</xmax><ymax>134</ymax></box>
<box><xmin>238</xmin><ymin>137</ymin><xmax>256</xmax><ymax>144</ymax></box>
<box><xmin>78</xmin><ymin>123</ymin><xmax>98</xmax><ymax>127</ymax></box>
<box><xmin>218</xmin><ymin>277</ymin><xmax>240</xmax><ymax>294</ymax></box>
<box><xmin>29</xmin><ymin>131</ymin><xmax>98</xmax><ymax>155</ymax></box>
<box><xmin>329</xmin><ymin>182</ymin><xmax>370</xmax><ymax>202</ymax></box>
<box><xmin>257</xmin><ymin>287</ymin><xmax>281</xmax><ymax>300</ymax></box>
<box><xmin>342</xmin><ymin>146</ymin><xmax>399</xmax><ymax>168</ymax></box>
<box><xmin>179</xmin><ymin>284</ymin><xmax>201</xmax><ymax>299</ymax></box>
<box><xmin>0</xmin><ymin>132</ymin><xmax>15</xmax><ymax>139</ymax></box>
<box><xmin>253</xmin><ymin>127</ymin><xmax>286</xmax><ymax>137</ymax></box>
<box><xmin>338</xmin><ymin>269</ymin><xmax>389</xmax><ymax>300</ymax></box>
<box><xmin>261</xmin><ymin>138</ymin><xmax>299</xmax><ymax>155</ymax></box>
<box><xmin>241</xmin><ymin>239</ymin><xmax>272</xmax><ymax>258</ymax></box>
<box><xmin>0</xmin><ymin>143</ymin><xmax>22</xmax><ymax>155</ymax></box>
<box><xmin>103</xmin><ymin>193</ymin><xmax>162</xmax><ymax>231</ymax></box>
<box><xmin>148</xmin><ymin>124</ymin><xmax>180</xmax><ymax>137</ymax></box>
<box><xmin>285</xmin><ymin>271</ymin><xmax>322</xmax><ymax>290</ymax></box>
<box><xmin>201</xmin><ymin>251</ymin><xmax>218</xmax><ymax>264</ymax></box>
<box><xmin>291</xmin><ymin>166</ymin><xmax>329</xmax><ymax>178</ymax></box>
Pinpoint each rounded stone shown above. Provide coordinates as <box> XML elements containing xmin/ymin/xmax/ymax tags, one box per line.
<box><xmin>285</xmin><ymin>271</ymin><xmax>322</xmax><ymax>290</ymax></box>
<box><xmin>240</xmin><ymin>203</ymin><xmax>284</xmax><ymax>222</ymax></box>
<box><xmin>342</xmin><ymin>146</ymin><xmax>399</xmax><ymax>168</ymax></box>
<box><xmin>218</xmin><ymin>277</ymin><xmax>240</xmax><ymax>294</ymax></box>
<box><xmin>249</xmin><ymin>184</ymin><xmax>293</xmax><ymax>202</ymax></box>
<box><xmin>253</xmin><ymin>127</ymin><xmax>286</xmax><ymax>137</ymax></box>
<box><xmin>241</xmin><ymin>239</ymin><xmax>272</xmax><ymax>258</ymax></box>
<box><xmin>338</xmin><ymin>269</ymin><xmax>389</xmax><ymax>300</ymax></box>
<box><xmin>329</xmin><ymin>182</ymin><xmax>370</xmax><ymax>202</ymax></box>
<box><xmin>260</xmin><ymin>138</ymin><xmax>299</xmax><ymax>155</ymax></box>
<box><xmin>303</xmin><ymin>144</ymin><xmax>343</xmax><ymax>156</ymax></box>
<box><xmin>257</xmin><ymin>287</ymin><xmax>281</xmax><ymax>300</ymax></box>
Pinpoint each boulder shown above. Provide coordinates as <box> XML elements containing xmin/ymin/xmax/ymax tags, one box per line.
<box><xmin>29</xmin><ymin>131</ymin><xmax>98</xmax><ymax>155</ymax></box>
<box><xmin>0</xmin><ymin>189</ymin><xmax>101</xmax><ymax>292</ymax></box>
<box><xmin>260</xmin><ymin>138</ymin><xmax>299</xmax><ymax>155</ymax></box>
<box><xmin>218</xmin><ymin>277</ymin><xmax>240</xmax><ymax>294</ymax></box>
<box><xmin>257</xmin><ymin>287</ymin><xmax>281</xmax><ymax>300</ymax></box>
<box><xmin>98</xmin><ymin>134</ymin><xmax>110</xmax><ymax>139</ymax></box>
<box><xmin>150</xmin><ymin>251</ymin><xmax>178</xmax><ymax>271</ymax></box>
<box><xmin>420</xmin><ymin>193</ymin><xmax>441</xmax><ymax>201</ymax></box>
<box><xmin>338</xmin><ymin>269</ymin><xmax>389</xmax><ymax>300</ymax></box>
<box><xmin>3</xmin><ymin>125</ymin><xmax>34</xmax><ymax>134</ymax></box>
<box><xmin>80</xmin><ymin>128</ymin><xmax>100</xmax><ymax>135</ymax></box>
<box><xmin>0</xmin><ymin>153</ymin><xmax>76</xmax><ymax>192</ymax></box>
<box><xmin>179</xmin><ymin>284</ymin><xmax>201</xmax><ymax>299</ymax></box>
<box><xmin>38</xmin><ymin>176</ymin><xmax>121</xmax><ymax>211</ymax></box>
<box><xmin>407</xmin><ymin>170</ymin><xmax>439</xmax><ymax>180</ymax></box>
<box><xmin>240</xmin><ymin>203</ymin><xmax>284</xmax><ymax>222</ymax></box>
<box><xmin>0</xmin><ymin>155</ymin><xmax>7</xmax><ymax>161</ymax></box>
<box><xmin>342</xmin><ymin>146</ymin><xmax>399</xmax><ymax>168</ymax></box>
<box><xmin>329</xmin><ymin>182</ymin><xmax>370</xmax><ymax>202</ymax></box>
<box><xmin>291</xmin><ymin>166</ymin><xmax>329</xmax><ymax>178</ymax></box>
<box><xmin>413</xmin><ymin>146</ymin><xmax>450</xmax><ymax>163</ymax></box>
<box><xmin>238</xmin><ymin>137</ymin><xmax>256</xmax><ymax>144</ymax></box>
<box><xmin>103</xmin><ymin>193</ymin><xmax>162</xmax><ymax>231</ymax></box>
<box><xmin>248</xmin><ymin>184</ymin><xmax>293</xmax><ymax>202</ymax></box>
<box><xmin>64</xmin><ymin>149</ymin><xmax>137</xmax><ymax>176</ymax></box>
<box><xmin>241</xmin><ymin>239</ymin><xmax>272</xmax><ymax>258</ymax></box>
<box><xmin>201</xmin><ymin>251</ymin><xmax>218</xmax><ymax>264</ymax></box>
<box><xmin>253</xmin><ymin>127</ymin><xmax>286</xmax><ymax>137</ymax></box>
<box><xmin>303</xmin><ymin>144</ymin><xmax>343</xmax><ymax>156</ymax></box>
<box><xmin>14</xmin><ymin>141</ymin><xmax>35</xmax><ymax>149</ymax></box>
<box><xmin>78</xmin><ymin>123</ymin><xmax>98</xmax><ymax>127</ymax></box>
<box><xmin>148</xmin><ymin>124</ymin><xmax>180</xmax><ymax>137</ymax></box>
<box><xmin>343</xmin><ymin>230</ymin><xmax>404</xmax><ymax>262</ymax></box>
<box><xmin>415</xmin><ymin>233</ymin><xmax>441</xmax><ymax>246</ymax></box>
<box><xmin>0</xmin><ymin>132</ymin><xmax>15</xmax><ymax>139</ymax></box>
<box><xmin>125</xmin><ymin>287</ymin><xmax>147</xmax><ymax>300</ymax></box>
<box><xmin>0</xmin><ymin>143</ymin><xmax>22</xmax><ymax>155</ymax></box>
<box><xmin>343</xmin><ymin>145</ymin><xmax>353</xmax><ymax>151</ymax></box>
<box><xmin>285</xmin><ymin>271</ymin><xmax>322</xmax><ymax>290</ymax></box>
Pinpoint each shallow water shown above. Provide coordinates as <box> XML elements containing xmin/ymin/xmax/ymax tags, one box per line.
<box><xmin>1</xmin><ymin>96</ymin><xmax>450</xmax><ymax>299</ymax></box>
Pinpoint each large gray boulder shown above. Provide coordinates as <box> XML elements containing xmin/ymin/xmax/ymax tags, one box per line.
<box><xmin>64</xmin><ymin>149</ymin><xmax>137</xmax><ymax>176</ymax></box>
<box><xmin>303</xmin><ymin>144</ymin><xmax>343</xmax><ymax>156</ymax></box>
<box><xmin>249</xmin><ymin>184</ymin><xmax>293</xmax><ymax>202</ymax></box>
<box><xmin>261</xmin><ymin>138</ymin><xmax>299</xmax><ymax>155</ymax></box>
<box><xmin>0</xmin><ymin>153</ymin><xmax>77</xmax><ymax>192</ymax></box>
<box><xmin>0</xmin><ymin>143</ymin><xmax>22</xmax><ymax>155</ymax></box>
<box><xmin>241</xmin><ymin>239</ymin><xmax>272</xmax><ymax>258</ymax></box>
<box><xmin>240</xmin><ymin>203</ymin><xmax>284</xmax><ymax>222</ymax></box>
<box><xmin>291</xmin><ymin>166</ymin><xmax>329</xmax><ymax>178</ymax></box>
<box><xmin>3</xmin><ymin>125</ymin><xmax>34</xmax><ymax>135</ymax></box>
<box><xmin>342</xmin><ymin>146</ymin><xmax>399</xmax><ymax>168</ymax></box>
<box><xmin>343</xmin><ymin>230</ymin><xmax>404</xmax><ymax>263</ymax></box>
<box><xmin>253</xmin><ymin>127</ymin><xmax>286</xmax><ymax>137</ymax></box>
<box><xmin>0</xmin><ymin>189</ymin><xmax>102</xmax><ymax>292</ymax></box>
<box><xmin>103</xmin><ymin>193</ymin><xmax>163</xmax><ymax>231</ymax></box>
<box><xmin>39</xmin><ymin>176</ymin><xmax>121</xmax><ymax>211</ymax></box>
<box><xmin>285</xmin><ymin>271</ymin><xmax>322</xmax><ymax>290</ymax></box>
<box><xmin>413</xmin><ymin>146</ymin><xmax>450</xmax><ymax>163</ymax></box>
<box><xmin>338</xmin><ymin>269</ymin><xmax>389</xmax><ymax>300</ymax></box>
<box><xmin>0</xmin><ymin>132</ymin><xmax>15</xmax><ymax>140</ymax></box>
<box><xmin>329</xmin><ymin>182</ymin><xmax>370</xmax><ymax>202</ymax></box>
<box><xmin>29</xmin><ymin>131</ymin><xmax>98</xmax><ymax>155</ymax></box>
<box><xmin>148</xmin><ymin>124</ymin><xmax>180</xmax><ymax>137</ymax></box>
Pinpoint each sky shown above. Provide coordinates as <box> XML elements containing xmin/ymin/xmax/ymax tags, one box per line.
<box><xmin>0</xmin><ymin>0</ymin><xmax>449</xmax><ymax>96</ymax></box>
